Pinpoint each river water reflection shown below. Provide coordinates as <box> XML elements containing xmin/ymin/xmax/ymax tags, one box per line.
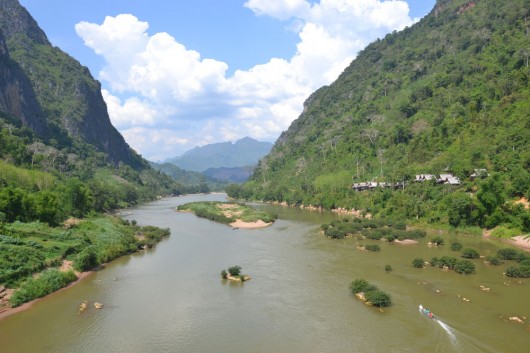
<box><xmin>0</xmin><ymin>194</ymin><xmax>528</xmax><ymax>352</ymax></box>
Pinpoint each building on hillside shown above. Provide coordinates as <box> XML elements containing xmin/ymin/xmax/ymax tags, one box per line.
<box><xmin>470</xmin><ymin>169</ymin><xmax>490</xmax><ymax>180</ymax></box>
<box><xmin>415</xmin><ymin>174</ymin><xmax>435</xmax><ymax>182</ymax></box>
<box><xmin>438</xmin><ymin>173</ymin><xmax>461</xmax><ymax>185</ymax></box>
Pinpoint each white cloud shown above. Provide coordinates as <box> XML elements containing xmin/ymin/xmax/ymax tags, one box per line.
<box><xmin>76</xmin><ymin>1</ymin><xmax>415</xmax><ymax>160</ymax></box>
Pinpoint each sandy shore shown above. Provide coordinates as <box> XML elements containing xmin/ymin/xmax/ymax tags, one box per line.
<box><xmin>230</xmin><ymin>219</ymin><xmax>272</xmax><ymax>229</ymax></box>
<box><xmin>393</xmin><ymin>239</ymin><xmax>418</xmax><ymax>245</ymax></box>
<box><xmin>0</xmin><ymin>270</ymin><xmax>94</xmax><ymax>322</ymax></box>
<box><xmin>506</xmin><ymin>236</ymin><xmax>530</xmax><ymax>252</ymax></box>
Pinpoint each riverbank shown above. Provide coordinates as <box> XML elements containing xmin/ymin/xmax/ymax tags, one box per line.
<box><xmin>506</xmin><ymin>236</ymin><xmax>530</xmax><ymax>252</ymax></box>
<box><xmin>0</xmin><ymin>270</ymin><xmax>94</xmax><ymax>322</ymax></box>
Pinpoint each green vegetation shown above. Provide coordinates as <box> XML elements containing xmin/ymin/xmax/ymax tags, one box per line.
<box><xmin>322</xmin><ymin>218</ymin><xmax>425</xmax><ymax>241</ymax></box>
<box><xmin>412</xmin><ymin>258</ymin><xmax>425</xmax><ymax>268</ymax></box>
<box><xmin>450</xmin><ymin>241</ymin><xmax>463</xmax><ymax>251</ymax></box>
<box><xmin>485</xmin><ymin>256</ymin><xmax>502</xmax><ymax>266</ymax></box>
<box><xmin>384</xmin><ymin>264</ymin><xmax>393</xmax><ymax>272</ymax></box>
<box><xmin>430</xmin><ymin>236</ymin><xmax>445</xmax><ymax>246</ymax></box>
<box><xmin>220</xmin><ymin>265</ymin><xmax>250</xmax><ymax>282</ymax></box>
<box><xmin>227</xmin><ymin>0</ymin><xmax>530</xmax><ymax>236</ymax></box>
<box><xmin>364</xmin><ymin>244</ymin><xmax>381</xmax><ymax>252</ymax></box>
<box><xmin>349</xmin><ymin>279</ymin><xmax>392</xmax><ymax>307</ymax></box>
<box><xmin>1</xmin><ymin>217</ymin><xmax>169</xmax><ymax>307</ymax></box>
<box><xmin>9</xmin><ymin>269</ymin><xmax>77</xmax><ymax>307</ymax></box>
<box><xmin>177</xmin><ymin>201</ymin><xmax>276</xmax><ymax>225</ymax></box>
<box><xmin>461</xmin><ymin>247</ymin><xmax>480</xmax><ymax>259</ymax></box>
<box><xmin>429</xmin><ymin>256</ymin><xmax>476</xmax><ymax>275</ymax></box>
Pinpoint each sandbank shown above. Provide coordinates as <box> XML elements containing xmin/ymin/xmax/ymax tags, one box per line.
<box><xmin>393</xmin><ymin>239</ymin><xmax>418</xmax><ymax>245</ymax></box>
<box><xmin>506</xmin><ymin>236</ymin><xmax>530</xmax><ymax>252</ymax></box>
<box><xmin>230</xmin><ymin>219</ymin><xmax>272</xmax><ymax>229</ymax></box>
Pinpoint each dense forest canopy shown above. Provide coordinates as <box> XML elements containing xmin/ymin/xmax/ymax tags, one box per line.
<box><xmin>228</xmin><ymin>0</ymin><xmax>530</xmax><ymax>234</ymax></box>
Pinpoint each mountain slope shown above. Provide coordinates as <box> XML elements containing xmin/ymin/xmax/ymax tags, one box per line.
<box><xmin>234</xmin><ymin>0</ymin><xmax>530</xmax><ymax>229</ymax></box>
<box><xmin>0</xmin><ymin>0</ymin><xmax>143</xmax><ymax>168</ymax></box>
<box><xmin>166</xmin><ymin>137</ymin><xmax>273</xmax><ymax>172</ymax></box>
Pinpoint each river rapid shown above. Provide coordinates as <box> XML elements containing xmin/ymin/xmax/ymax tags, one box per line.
<box><xmin>0</xmin><ymin>194</ymin><xmax>528</xmax><ymax>352</ymax></box>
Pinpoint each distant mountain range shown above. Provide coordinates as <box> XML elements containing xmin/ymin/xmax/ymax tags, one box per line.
<box><xmin>164</xmin><ymin>137</ymin><xmax>273</xmax><ymax>172</ymax></box>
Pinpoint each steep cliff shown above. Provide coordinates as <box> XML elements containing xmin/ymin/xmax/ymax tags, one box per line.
<box><xmin>0</xmin><ymin>0</ymin><xmax>143</xmax><ymax>168</ymax></box>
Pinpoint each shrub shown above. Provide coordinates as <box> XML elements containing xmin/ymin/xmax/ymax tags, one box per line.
<box><xmin>450</xmin><ymin>241</ymin><xmax>463</xmax><ymax>251</ymax></box>
<box><xmin>430</xmin><ymin>236</ymin><xmax>444</xmax><ymax>245</ymax></box>
<box><xmin>505</xmin><ymin>265</ymin><xmax>530</xmax><ymax>278</ymax></box>
<box><xmin>227</xmin><ymin>265</ymin><xmax>242</xmax><ymax>276</ymax></box>
<box><xmin>220</xmin><ymin>270</ymin><xmax>227</xmax><ymax>279</ymax></box>
<box><xmin>74</xmin><ymin>247</ymin><xmax>98</xmax><ymax>271</ymax></box>
<box><xmin>454</xmin><ymin>260</ymin><xmax>475</xmax><ymax>274</ymax></box>
<box><xmin>485</xmin><ymin>256</ymin><xmax>502</xmax><ymax>265</ymax></box>
<box><xmin>384</xmin><ymin>264</ymin><xmax>393</xmax><ymax>272</ymax></box>
<box><xmin>412</xmin><ymin>258</ymin><xmax>425</xmax><ymax>268</ymax></box>
<box><xmin>9</xmin><ymin>269</ymin><xmax>77</xmax><ymax>307</ymax></box>
<box><xmin>350</xmin><ymin>279</ymin><xmax>370</xmax><ymax>294</ymax></box>
<box><xmin>326</xmin><ymin>228</ymin><xmax>345</xmax><ymax>239</ymax></box>
<box><xmin>437</xmin><ymin>256</ymin><xmax>458</xmax><ymax>269</ymax></box>
<box><xmin>497</xmin><ymin>248</ymin><xmax>518</xmax><ymax>260</ymax></box>
<box><xmin>365</xmin><ymin>244</ymin><xmax>381</xmax><ymax>252</ymax></box>
<box><xmin>365</xmin><ymin>289</ymin><xmax>392</xmax><ymax>307</ymax></box>
<box><xmin>461</xmin><ymin>248</ymin><xmax>480</xmax><ymax>259</ymax></box>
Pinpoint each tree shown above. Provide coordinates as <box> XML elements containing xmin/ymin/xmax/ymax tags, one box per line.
<box><xmin>365</xmin><ymin>289</ymin><xmax>392</xmax><ymax>307</ymax></box>
<box><xmin>461</xmin><ymin>248</ymin><xmax>480</xmax><ymax>259</ymax></box>
<box><xmin>227</xmin><ymin>265</ymin><xmax>242</xmax><ymax>276</ymax></box>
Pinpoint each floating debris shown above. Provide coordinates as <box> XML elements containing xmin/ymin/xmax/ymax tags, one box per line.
<box><xmin>94</xmin><ymin>302</ymin><xmax>104</xmax><ymax>309</ymax></box>
<box><xmin>79</xmin><ymin>301</ymin><xmax>88</xmax><ymax>314</ymax></box>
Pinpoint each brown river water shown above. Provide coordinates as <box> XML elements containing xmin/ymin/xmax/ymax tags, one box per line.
<box><xmin>0</xmin><ymin>194</ymin><xmax>528</xmax><ymax>353</ymax></box>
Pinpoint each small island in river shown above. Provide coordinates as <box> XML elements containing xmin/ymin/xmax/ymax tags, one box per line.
<box><xmin>177</xmin><ymin>201</ymin><xmax>276</xmax><ymax>229</ymax></box>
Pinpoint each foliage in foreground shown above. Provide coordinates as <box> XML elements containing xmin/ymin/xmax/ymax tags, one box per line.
<box><xmin>349</xmin><ymin>278</ymin><xmax>392</xmax><ymax>307</ymax></box>
<box><xmin>1</xmin><ymin>217</ymin><xmax>170</xmax><ymax>300</ymax></box>
<box><xmin>9</xmin><ymin>269</ymin><xmax>77</xmax><ymax>307</ymax></box>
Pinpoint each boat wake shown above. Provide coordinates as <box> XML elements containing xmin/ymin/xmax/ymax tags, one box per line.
<box><xmin>435</xmin><ymin>319</ymin><xmax>456</xmax><ymax>342</ymax></box>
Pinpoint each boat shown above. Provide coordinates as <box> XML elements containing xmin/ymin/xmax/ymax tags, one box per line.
<box><xmin>418</xmin><ymin>304</ymin><xmax>435</xmax><ymax>318</ymax></box>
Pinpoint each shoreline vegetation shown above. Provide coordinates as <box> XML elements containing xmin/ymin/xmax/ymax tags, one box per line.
<box><xmin>177</xmin><ymin>201</ymin><xmax>276</xmax><ymax>229</ymax></box>
<box><xmin>0</xmin><ymin>216</ymin><xmax>170</xmax><ymax>320</ymax></box>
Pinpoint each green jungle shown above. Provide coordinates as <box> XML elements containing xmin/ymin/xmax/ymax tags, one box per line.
<box><xmin>228</xmin><ymin>0</ymin><xmax>530</xmax><ymax>238</ymax></box>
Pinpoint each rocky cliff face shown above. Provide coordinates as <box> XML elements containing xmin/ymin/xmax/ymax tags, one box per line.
<box><xmin>0</xmin><ymin>31</ymin><xmax>49</xmax><ymax>136</ymax></box>
<box><xmin>0</xmin><ymin>0</ymin><xmax>143</xmax><ymax>168</ymax></box>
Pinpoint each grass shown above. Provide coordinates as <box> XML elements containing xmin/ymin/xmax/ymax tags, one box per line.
<box><xmin>177</xmin><ymin>201</ymin><xmax>276</xmax><ymax>225</ymax></box>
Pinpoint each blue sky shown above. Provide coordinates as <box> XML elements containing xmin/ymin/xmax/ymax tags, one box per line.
<box><xmin>19</xmin><ymin>0</ymin><xmax>435</xmax><ymax>161</ymax></box>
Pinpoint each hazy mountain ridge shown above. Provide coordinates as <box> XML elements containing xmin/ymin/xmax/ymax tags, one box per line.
<box><xmin>165</xmin><ymin>137</ymin><xmax>273</xmax><ymax>172</ymax></box>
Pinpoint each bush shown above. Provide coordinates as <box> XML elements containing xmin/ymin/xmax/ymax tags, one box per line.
<box><xmin>365</xmin><ymin>289</ymin><xmax>392</xmax><ymax>307</ymax></box>
<box><xmin>454</xmin><ymin>260</ymin><xmax>475</xmax><ymax>274</ymax></box>
<box><xmin>430</xmin><ymin>236</ymin><xmax>444</xmax><ymax>245</ymax></box>
<box><xmin>412</xmin><ymin>258</ymin><xmax>425</xmax><ymax>268</ymax></box>
<box><xmin>497</xmin><ymin>248</ymin><xmax>518</xmax><ymax>260</ymax></box>
<box><xmin>326</xmin><ymin>228</ymin><xmax>345</xmax><ymax>239</ymax></box>
<box><xmin>461</xmin><ymin>248</ymin><xmax>480</xmax><ymax>259</ymax></box>
<box><xmin>365</xmin><ymin>244</ymin><xmax>381</xmax><ymax>252</ymax></box>
<box><xmin>485</xmin><ymin>256</ymin><xmax>502</xmax><ymax>265</ymax></box>
<box><xmin>227</xmin><ymin>265</ymin><xmax>242</xmax><ymax>276</ymax></box>
<box><xmin>74</xmin><ymin>247</ymin><xmax>98</xmax><ymax>271</ymax></box>
<box><xmin>220</xmin><ymin>270</ymin><xmax>228</xmax><ymax>279</ymax></box>
<box><xmin>505</xmin><ymin>265</ymin><xmax>530</xmax><ymax>278</ymax></box>
<box><xmin>9</xmin><ymin>269</ymin><xmax>77</xmax><ymax>307</ymax></box>
<box><xmin>450</xmin><ymin>241</ymin><xmax>463</xmax><ymax>251</ymax></box>
<box><xmin>384</xmin><ymin>264</ymin><xmax>393</xmax><ymax>272</ymax></box>
<box><xmin>350</xmin><ymin>279</ymin><xmax>370</xmax><ymax>294</ymax></box>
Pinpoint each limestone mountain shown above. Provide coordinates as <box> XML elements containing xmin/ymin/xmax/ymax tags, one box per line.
<box><xmin>165</xmin><ymin>137</ymin><xmax>273</xmax><ymax>172</ymax></box>
<box><xmin>232</xmin><ymin>0</ymin><xmax>530</xmax><ymax>230</ymax></box>
<box><xmin>0</xmin><ymin>0</ymin><xmax>143</xmax><ymax>168</ymax></box>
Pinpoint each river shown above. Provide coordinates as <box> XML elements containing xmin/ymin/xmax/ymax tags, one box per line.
<box><xmin>0</xmin><ymin>194</ymin><xmax>528</xmax><ymax>352</ymax></box>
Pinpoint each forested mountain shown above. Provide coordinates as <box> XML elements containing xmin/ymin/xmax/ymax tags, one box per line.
<box><xmin>0</xmin><ymin>0</ymin><xmax>142</xmax><ymax>167</ymax></box>
<box><xmin>0</xmin><ymin>0</ymin><xmax>190</xmax><ymax>223</ymax></box>
<box><xmin>230</xmin><ymin>0</ymin><xmax>530</xmax><ymax>233</ymax></box>
<box><xmin>165</xmin><ymin>137</ymin><xmax>273</xmax><ymax>172</ymax></box>
<box><xmin>150</xmin><ymin>161</ymin><xmax>226</xmax><ymax>191</ymax></box>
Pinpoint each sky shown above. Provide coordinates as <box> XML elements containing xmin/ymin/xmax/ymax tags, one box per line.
<box><xmin>19</xmin><ymin>0</ymin><xmax>436</xmax><ymax>162</ymax></box>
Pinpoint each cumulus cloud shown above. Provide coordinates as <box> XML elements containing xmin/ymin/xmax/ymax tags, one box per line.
<box><xmin>76</xmin><ymin>1</ymin><xmax>415</xmax><ymax>161</ymax></box>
